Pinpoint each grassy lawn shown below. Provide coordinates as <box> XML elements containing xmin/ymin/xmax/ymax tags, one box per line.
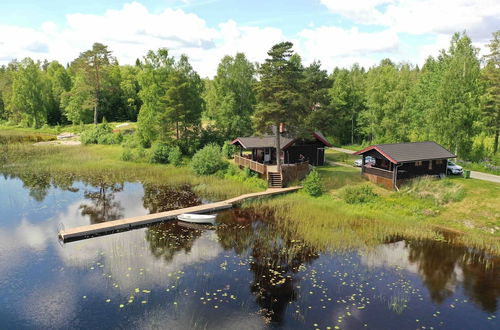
<box><xmin>325</xmin><ymin>149</ymin><xmax>359</xmax><ymax>166</ymax></box>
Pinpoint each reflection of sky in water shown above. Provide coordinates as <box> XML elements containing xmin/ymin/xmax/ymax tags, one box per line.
<box><xmin>0</xmin><ymin>175</ymin><xmax>498</xmax><ymax>329</ymax></box>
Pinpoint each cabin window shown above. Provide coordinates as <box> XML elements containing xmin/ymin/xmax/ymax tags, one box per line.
<box><xmin>415</xmin><ymin>161</ymin><xmax>423</xmax><ymax>166</ymax></box>
<box><xmin>436</xmin><ymin>159</ymin><xmax>443</xmax><ymax>165</ymax></box>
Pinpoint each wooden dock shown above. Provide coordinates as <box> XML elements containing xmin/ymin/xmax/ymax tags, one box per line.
<box><xmin>58</xmin><ymin>186</ymin><xmax>301</xmax><ymax>242</ymax></box>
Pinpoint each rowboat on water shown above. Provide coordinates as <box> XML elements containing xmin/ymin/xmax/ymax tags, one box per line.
<box><xmin>177</xmin><ymin>213</ymin><xmax>216</xmax><ymax>225</ymax></box>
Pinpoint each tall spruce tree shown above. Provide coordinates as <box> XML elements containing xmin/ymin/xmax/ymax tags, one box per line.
<box><xmin>254</xmin><ymin>42</ymin><xmax>305</xmax><ymax>169</ymax></box>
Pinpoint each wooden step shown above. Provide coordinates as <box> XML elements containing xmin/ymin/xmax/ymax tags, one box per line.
<box><xmin>267</xmin><ymin>172</ymin><xmax>283</xmax><ymax>188</ymax></box>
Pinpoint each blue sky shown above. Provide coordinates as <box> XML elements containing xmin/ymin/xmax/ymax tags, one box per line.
<box><xmin>0</xmin><ymin>0</ymin><xmax>497</xmax><ymax>77</ymax></box>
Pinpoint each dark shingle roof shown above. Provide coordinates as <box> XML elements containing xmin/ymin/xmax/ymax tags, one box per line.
<box><xmin>231</xmin><ymin>135</ymin><xmax>294</xmax><ymax>149</ymax></box>
<box><xmin>231</xmin><ymin>131</ymin><xmax>331</xmax><ymax>150</ymax></box>
<box><xmin>354</xmin><ymin>142</ymin><xmax>456</xmax><ymax>163</ymax></box>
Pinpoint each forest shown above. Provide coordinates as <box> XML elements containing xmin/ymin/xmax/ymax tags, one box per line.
<box><xmin>0</xmin><ymin>30</ymin><xmax>499</xmax><ymax>164</ymax></box>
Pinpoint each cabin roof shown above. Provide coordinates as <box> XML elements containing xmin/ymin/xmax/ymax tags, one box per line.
<box><xmin>231</xmin><ymin>131</ymin><xmax>332</xmax><ymax>150</ymax></box>
<box><xmin>354</xmin><ymin>141</ymin><xmax>456</xmax><ymax>164</ymax></box>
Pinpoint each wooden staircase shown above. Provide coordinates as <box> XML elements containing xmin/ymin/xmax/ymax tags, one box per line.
<box><xmin>267</xmin><ymin>172</ymin><xmax>283</xmax><ymax>188</ymax></box>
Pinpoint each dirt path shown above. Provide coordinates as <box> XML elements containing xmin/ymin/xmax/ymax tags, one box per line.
<box><xmin>470</xmin><ymin>171</ymin><xmax>500</xmax><ymax>184</ymax></box>
<box><xmin>331</xmin><ymin>147</ymin><xmax>356</xmax><ymax>154</ymax></box>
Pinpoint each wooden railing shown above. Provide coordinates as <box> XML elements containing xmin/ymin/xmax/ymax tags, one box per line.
<box><xmin>363</xmin><ymin>166</ymin><xmax>393</xmax><ymax>179</ymax></box>
<box><xmin>234</xmin><ymin>155</ymin><xmax>267</xmax><ymax>174</ymax></box>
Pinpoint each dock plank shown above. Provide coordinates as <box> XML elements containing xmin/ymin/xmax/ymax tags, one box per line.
<box><xmin>59</xmin><ymin>186</ymin><xmax>301</xmax><ymax>242</ymax></box>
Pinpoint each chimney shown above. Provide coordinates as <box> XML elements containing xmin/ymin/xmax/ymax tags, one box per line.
<box><xmin>279</xmin><ymin>123</ymin><xmax>286</xmax><ymax>133</ymax></box>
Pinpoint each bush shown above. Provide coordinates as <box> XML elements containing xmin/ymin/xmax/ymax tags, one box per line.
<box><xmin>150</xmin><ymin>143</ymin><xmax>170</xmax><ymax>164</ymax></box>
<box><xmin>222</xmin><ymin>142</ymin><xmax>237</xmax><ymax>159</ymax></box>
<box><xmin>303</xmin><ymin>169</ymin><xmax>323</xmax><ymax>196</ymax></box>
<box><xmin>120</xmin><ymin>148</ymin><xmax>133</xmax><ymax>162</ymax></box>
<box><xmin>190</xmin><ymin>144</ymin><xmax>228</xmax><ymax>175</ymax></box>
<box><xmin>168</xmin><ymin>146</ymin><xmax>182</xmax><ymax>166</ymax></box>
<box><xmin>80</xmin><ymin>123</ymin><xmax>119</xmax><ymax>145</ymax></box>
<box><xmin>97</xmin><ymin>132</ymin><xmax>122</xmax><ymax>145</ymax></box>
<box><xmin>341</xmin><ymin>184</ymin><xmax>378</xmax><ymax>204</ymax></box>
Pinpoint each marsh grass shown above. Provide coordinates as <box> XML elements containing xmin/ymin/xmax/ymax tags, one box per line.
<box><xmin>0</xmin><ymin>129</ymin><xmax>56</xmax><ymax>143</ymax></box>
<box><xmin>1</xmin><ymin>143</ymin><xmax>264</xmax><ymax>201</ymax></box>
<box><xmin>399</xmin><ymin>177</ymin><xmax>465</xmax><ymax>205</ymax></box>
<box><xmin>243</xmin><ymin>166</ymin><xmax>500</xmax><ymax>255</ymax></box>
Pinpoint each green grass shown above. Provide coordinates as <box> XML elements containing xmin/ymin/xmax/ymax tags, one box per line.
<box><xmin>244</xmin><ymin>166</ymin><xmax>500</xmax><ymax>255</ymax></box>
<box><xmin>0</xmin><ymin>143</ymin><xmax>264</xmax><ymax>201</ymax></box>
<box><xmin>325</xmin><ymin>149</ymin><xmax>359</xmax><ymax>166</ymax></box>
<box><xmin>340</xmin><ymin>144</ymin><xmax>365</xmax><ymax>151</ymax></box>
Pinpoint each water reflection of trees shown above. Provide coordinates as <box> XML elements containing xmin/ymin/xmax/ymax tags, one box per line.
<box><xmin>217</xmin><ymin>210</ymin><xmax>320</xmax><ymax>323</ymax></box>
<box><xmin>142</xmin><ymin>184</ymin><xmax>200</xmax><ymax>213</ymax></box>
<box><xmin>144</xmin><ymin>184</ymin><xmax>203</xmax><ymax>261</ymax></box>
<box><xmin>145</xmin><ymin>222</ymin><xmax>203</xmax><ymax>262</ymax></box>
<box><xmin>79</xmin><ymin>182</ymin><xmax>124</xmax><ymax>224</ymax></box>
<box><xmin>406</xmin><ymin>239</ymin><xmax>499</xmax><ymax>313</ymax></box>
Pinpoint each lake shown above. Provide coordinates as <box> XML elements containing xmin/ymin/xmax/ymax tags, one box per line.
<box><xmin>0</xmin><ymin>174</ymin><xmax>498</xmax><ymax>329</ymax></box>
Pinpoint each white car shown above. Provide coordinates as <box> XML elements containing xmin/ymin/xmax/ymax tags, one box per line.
<box><xmin>447</xmin><ymin>161</ymin><xmax>463</xmax><ymax>175</ymax></box>
<box><xmin>354</xmin><ymin>156</ymin><xmax>375</xmax><ymax>167</ymax></box>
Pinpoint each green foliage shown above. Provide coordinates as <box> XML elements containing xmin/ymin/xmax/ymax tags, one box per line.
<box><xmin>221</xmin><ymin>141</ymin><xmax>237</xmax><ymax>159</ymax></box>
<box><xmin>168</xmin><ymin>146</ymin><xmax>182</xmax><ymax>166</ymax></box>
<box><xmin>137</xmin><ymin>49</ymin><xmax>203</xmax><ymax>149</ymax></box>
<box><xmin>11</xmin><ymin>58</ymin><xmax>49</xmax><ymax>128</ymax></box>
<box><xmin>190</xmin><ymin>144</ymin><xmax>228</xmax><ymax>175</ymax></box>
<box><xmin>120</xmin><ymin>148</ymin><xmax>133</xmax><ymax>161</ymax></box>
<box><xmin>150</xmin><ymin>143</ymin><xmax>171</xmax><ymax>164</ymax></box>
<box><xmin>254</xmin><ymin>42</ymin><xmax>305</xmax><ymax>133</ymax></box>
<box><xmin>341</xmin><ymin>184</ymin><xmax>378</xmax><ymax>204</ymax></box>
<box><xmin>204</xmin><ymin>53</ymin><xmax>256</xmax><ymax>140</ymax></box>
<box><xmin>302</xmin><ymin>169</ymin><xmax>323</xmax><ymax>197</ymax></box>
<box><xmin>80</xmin><ymin>123</ymin><xmax>118</xmax><ymax>145</ymax></box>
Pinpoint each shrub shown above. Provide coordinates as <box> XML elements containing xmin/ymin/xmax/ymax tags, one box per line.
<box><xmin>150</xmin><ymin>143</ymin><xmax>170</xmax><ymax>164</ymax></box>
<box><xmin>80</xmin><ymin>123</ymin><xmax>117</xmax><ymax>145</ymax></box>
<box><xmin>168</xmin><ymin>146</ymin><xmax>182</xmax><ymax>166</ymax></box>
<box><xmin>97</xmin><ymin>132</ymin><xmax>122</xmax><ymax>145</ymax></box>
<box><xmin>120</xmin><ymin>148</ymin><xmax>133</xmax><ymax>162</ymax></box>
<box><xmin>222</xmin><ymin>142</ymin><xmax>237</xmax><ymax>159</ymax></box>
<box><xmin>121</xmin><ymin>133</ymin><xmax>141</xmax><ymax>149</ymax></box>
<box><xmin>190</xmin><ymin>144</ymin><xmax>228</xmax><ymax>175</ymax></box>
<box><xmin>303</xmin><ymin>169</ymin><xmax>323</xmax><ymax>196</ymax></box>
<box><xmin>341</xmin><ymin>184</ymin><xmax>378</xmax><ymax>204</ymax></box>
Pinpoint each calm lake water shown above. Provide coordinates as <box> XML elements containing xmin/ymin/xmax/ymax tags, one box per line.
<box><xmin>0</xmin><ymin>174</ymin><xmax>498</xmax><ymax>329</ymax></box>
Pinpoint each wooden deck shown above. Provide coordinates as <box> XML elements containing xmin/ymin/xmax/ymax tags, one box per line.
<box><xmin>58</xmin><ymin>186</ymin><xmax>301</xmax><ymax>243</ymax></box>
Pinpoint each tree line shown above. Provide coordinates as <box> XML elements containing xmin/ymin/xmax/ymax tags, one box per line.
<box><xmin>0</xmin><ymin>30</ymin><xmax>499</xmax><ymax>159</ymax></box>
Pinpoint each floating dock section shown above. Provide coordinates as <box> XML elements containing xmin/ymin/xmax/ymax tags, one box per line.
<box><xmin>58</xmin><ymin>186</ymin><xmax>301</xmax><ymax>242</ymax></box>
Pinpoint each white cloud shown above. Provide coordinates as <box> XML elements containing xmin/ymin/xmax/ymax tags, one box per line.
<box><xmin>0</xmin><ymin>1</ymin><xmax>494</xmax><ymax>76</ymax></box>
<box><xmin>0</xmin><ymin>2</ymin><xmax>287</xmax><ymax>77</ymax></box>
<box><xmin>321</xmin><ymin>0</ymin><xmax>500</xmax><ymax>40</ymax></box>
<box><xmin>297</xmin><ymin>26</ymin><xmax>399</xmax><ymax>70</ymax></box>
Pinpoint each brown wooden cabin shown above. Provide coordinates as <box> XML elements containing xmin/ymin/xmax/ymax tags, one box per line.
<box><xmin>231</xmin><ymin>132</ymin><xmax>332</xmax><ymax>188</ymax></box>
<box><xmin>354</xmin><ymin>142</ymin><xmax>456</xmax><ymax>189</ymax></box>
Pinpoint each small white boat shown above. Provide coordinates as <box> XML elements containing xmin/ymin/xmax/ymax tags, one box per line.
<box><xmin>177</xmin><ymin>213</ymin><xmax>216</xmax><ymax>225</ymax></box>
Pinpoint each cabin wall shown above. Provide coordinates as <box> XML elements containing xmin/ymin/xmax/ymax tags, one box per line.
<box><xmin>363</xmin><ymin>172</ymin><xmax>394</xmax><ymax>189</ymax></box>
<box><xmin>397</xmin><ymin>159</ymin><xmax>448</xmax><ymax>179</ymax></box>
<box><xmin>285</xmin><ymin>142</ymin><xmax>325</xmax><ymax>166</ymax></box>
<box><xmin>281</xmin><ymin>162</ymin><xmax>311</xmax><ymax>185</ymax></box>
